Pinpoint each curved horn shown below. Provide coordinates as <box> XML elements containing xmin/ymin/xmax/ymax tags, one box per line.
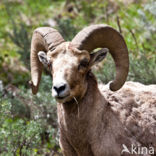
<box><xmin>30</xmin><ymin>27</ymin><xmax>64</xmax><ymax>94</ymax></box>
<box><xmin>72</xmin><ymin>24</ymin><xmax>129</xmax><ymax>91</ymax></box>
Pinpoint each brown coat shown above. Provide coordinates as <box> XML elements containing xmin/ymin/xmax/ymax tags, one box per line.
<box><xmin>57</xmin><ymin>73</ymin><xmax>156</xmax><ymax>156</ymax></box>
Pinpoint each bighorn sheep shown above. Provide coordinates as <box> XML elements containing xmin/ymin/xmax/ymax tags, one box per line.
<box><xmin>30</xmin><ymin>24</ymin><xmax>156</xmax><ymax>156</ymax></box>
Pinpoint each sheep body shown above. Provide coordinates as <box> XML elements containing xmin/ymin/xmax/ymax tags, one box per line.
<box><xmin>99</xmin><ymin>81</ymin><xmax>156</xmax><ymax>151</ymax></box>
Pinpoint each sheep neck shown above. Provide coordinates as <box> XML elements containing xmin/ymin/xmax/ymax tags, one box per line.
<box><xmin>57</xmin><ymin>71</ymin><xmax>108</xmax><ymax>153</ymax></box>
<box><xmin>61</xmin><ymin>71</ymin><xmax>100</xmax><ymax>116</ymax></box>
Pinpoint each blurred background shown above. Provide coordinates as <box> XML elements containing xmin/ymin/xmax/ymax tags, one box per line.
<box><xmin>0</xmin><ymin>0</ymin><xmax>155</xmax><ymax>155</ymax></box>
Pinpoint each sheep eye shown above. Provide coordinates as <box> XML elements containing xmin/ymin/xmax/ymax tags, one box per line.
<box><xmin>78</xmin><ymin>59</ymin><xmax>89</xmax><ymax>70</ymax></box>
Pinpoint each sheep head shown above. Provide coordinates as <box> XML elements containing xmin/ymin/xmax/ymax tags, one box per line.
<box><xmin>30</xmin><ymin>24</ymin><xmax>129</xmax><ymax>103</ymax></box>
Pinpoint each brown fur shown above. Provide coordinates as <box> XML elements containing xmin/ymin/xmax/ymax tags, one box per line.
<box><xmin>57</xmin><ymin>72</ymin><xmax>156</xmax><ymax>156</ymax></box>
<box><xmin>99</xmin><ymin>82</ymin><xmax>156</xmax><ymax>151</ymax></box>
<box><xmin>45</xmin><ymin>44</ymin><xmax>156</xmax><ymax>156</ymax></box>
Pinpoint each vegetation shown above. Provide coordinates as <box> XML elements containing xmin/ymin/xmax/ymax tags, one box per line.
<box><xmin>0</xmin><ymin>0</ymin><xmax>155</xmax><ymax>155</ymax></box>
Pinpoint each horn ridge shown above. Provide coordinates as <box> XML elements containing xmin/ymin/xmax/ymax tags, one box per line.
<box><xmin>30</xmin><ymin>27</ymin><xmax>65</xmax><ymax>94</ymax></box>
<box><xmin>72</xmin><ymin>24</ymin><xmax>129</xmax><ymax>91</ymax></box>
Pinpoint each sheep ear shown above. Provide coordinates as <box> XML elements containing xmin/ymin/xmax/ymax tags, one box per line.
<box><xmin>38</xmin><ymin>51</ymin><xmax>49</xmax><ymax>66</ymax></box>
<box><xmin>90</xmin><ymin>48</ymin><xmax>108</xmax><ymax>66</ymax></box>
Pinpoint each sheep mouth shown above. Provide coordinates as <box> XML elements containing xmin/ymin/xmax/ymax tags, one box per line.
<box><xmin>56</xmin><ymin>94</ymin><xmax>70</xmax><ymax>100</ymax></box>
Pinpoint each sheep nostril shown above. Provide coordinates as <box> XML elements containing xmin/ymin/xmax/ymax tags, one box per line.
<box><xmin>53</xmin><ymin>84</ymin><xmax>67</xmax><ymax>95</ymax></box>
<box><xmin>59</xmin><ymin>85</ymin><xmax>66</xmax><ymax>91</ymax></box>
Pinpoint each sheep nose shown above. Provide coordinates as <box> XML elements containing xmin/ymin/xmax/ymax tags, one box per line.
<box><xmin>53</xmin><ymin>83</ymin><xmax>67</xmax><ymax>95</ymax></box>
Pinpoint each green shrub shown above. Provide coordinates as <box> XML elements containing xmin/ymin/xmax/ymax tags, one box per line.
<box><xmin>0</xmin><ymin>75</ymin><xmax>61</xmax><ymax>156</ymax></box>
